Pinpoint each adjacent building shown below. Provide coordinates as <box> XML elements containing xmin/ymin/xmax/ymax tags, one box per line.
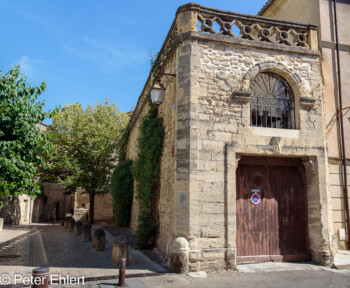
<box><xmin>258</xmin><ymin>0</ymin><xmax>350</xmax><ymax>253</ymax></box>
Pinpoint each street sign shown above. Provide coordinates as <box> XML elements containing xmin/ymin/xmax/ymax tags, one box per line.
<box><xmin>251</xmin><ymin>193</ymin><xmax>261</xmax><ymax>205</ymax></box>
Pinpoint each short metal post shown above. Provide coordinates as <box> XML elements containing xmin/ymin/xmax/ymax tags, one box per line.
<box><xmin>118</xmin><ymin>258</ymin><xmax>126</xmax><ymax>287</ymax></box>
<box><xmin>31</xmin><ymin>267</ymin><xmax>49</xmax><ymax>288</ymax></box>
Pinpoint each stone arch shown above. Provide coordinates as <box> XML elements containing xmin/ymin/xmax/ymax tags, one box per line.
<box><xmin>241</xmin><ymin>60</ymin><xmax>305</xmax><ymax>129</ymax></box>
<box><xmin>241</xmin><ymin>60</ymin><xmax>302</xmax><ymax>92</ymax></box>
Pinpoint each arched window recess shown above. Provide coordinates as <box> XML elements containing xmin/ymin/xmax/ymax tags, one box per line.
<box><xmin>250</xmin><ymin>72</ymin><xmax>296</xmax><ymax>129</ymax></box>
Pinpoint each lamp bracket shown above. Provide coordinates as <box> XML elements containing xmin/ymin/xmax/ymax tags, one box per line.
<box><xmin>158</xmin><ymin>73</ymin><xmax>176</xmax><ymax>82</ymax></box>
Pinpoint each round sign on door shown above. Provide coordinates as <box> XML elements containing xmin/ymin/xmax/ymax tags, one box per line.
<box><xmin>251</xmin><ymin>193</ymin><xmax>261</xmax><ymax>205</ymax></box>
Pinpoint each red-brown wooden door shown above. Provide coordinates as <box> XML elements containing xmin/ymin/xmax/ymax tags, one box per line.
<box><xmin>236</xmin><ymin>156</ymin><xmax>310</xmax><ymax>264</ymax></box>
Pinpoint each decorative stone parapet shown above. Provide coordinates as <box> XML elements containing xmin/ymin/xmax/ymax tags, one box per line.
<box><xmin>111</xmin><ymin>235</ymin><xmax>129</xmax><ymax>266</ymax></box>
<box><xmin>74</xmin><ymin>221</ymin><xmax>82</xmax><ymax>236</ymax></box>
<box><xmin>177</xmin><ymin>3</ymin><xmax>317</xmax><ymax>49</ymax></box>
<box><xmin>81</xmin><ymin>223</ymin><xmax>91</xmax><ymax>242</ymax></box>
<box><xmin>92</xmin><ymin>228</ymin><xmax>105</xmax><ymax>251</ymax></box>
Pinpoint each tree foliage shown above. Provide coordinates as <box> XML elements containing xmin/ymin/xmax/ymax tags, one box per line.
<box><xmin>133</xmin><ymin>105</ymin><xmax>164</xmax><ymax>248</ymax></box>
<box><xmin>111</xmin><ymin>151</ymin><xmax>133</xmax><ymax>227</ymax></box>
<box><xmin>0</xmin><ymin>65</ymin><xmax>53</xmax><ymax>204</ymax></box>
<box><xmin>43</xmin><ymin>101</ymin><xmax>130</xmax><ymax>223</ymax></box>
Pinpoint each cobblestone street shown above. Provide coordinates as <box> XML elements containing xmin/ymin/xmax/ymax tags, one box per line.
<box><xmin>1</xmin><ymin>224</ymin><xmax>350</xmax><ymax>287</ymax></box>
<box><xmin>0</xmin><ymin>224</ymin><xmax>166</xmax><ymax>286</ymax></box>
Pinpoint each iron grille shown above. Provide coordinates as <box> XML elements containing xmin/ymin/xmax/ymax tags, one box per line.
<box><xmin>250</xmin><ymin>73</ymin><xmax>295</xmax><ymax>129</ymax></box>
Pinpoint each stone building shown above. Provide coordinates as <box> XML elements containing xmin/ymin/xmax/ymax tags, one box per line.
<box><xmin>32</xmin><ymin>182</ymin><xmax>73</xmax><ymax>223</ymax></box>
<box><xmin>125</xmin><ymin>2</ymin><xmax>349</xmax><ymax>272</ymax></box>
<box><xmin>258</xmin><ymin>0</ymin><xmax>350</xmax><ymax>254</ymax></box>
<box><xmin>0</xmin><ymin>194</ymin><xmax>34</xmax><ymax>225</ymax></box>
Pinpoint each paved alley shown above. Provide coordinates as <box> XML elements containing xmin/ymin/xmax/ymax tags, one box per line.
<box><xmin>0</xmin><ymin>224</ymin><xmax>350</xmax><ymax>287</ymax></box>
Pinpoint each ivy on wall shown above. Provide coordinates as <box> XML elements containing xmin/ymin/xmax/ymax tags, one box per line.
<box><xmin>133</xmin><ymin>105</ymin><xmax>165</xmax><ymax>249</ymax></box>
<box><xmin>111</xmin><ymin>151</ymin><xmax>134</xmax><ymax>227</ymax></box>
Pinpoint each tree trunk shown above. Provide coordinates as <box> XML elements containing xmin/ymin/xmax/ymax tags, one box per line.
<box><xmin>89</xmin><ymin>192</ymin><xmax>95</xmax><ymax>224</ymax></box>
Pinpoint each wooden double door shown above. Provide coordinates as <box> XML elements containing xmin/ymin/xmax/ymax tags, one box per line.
<box><xmin>236</xmin><ymin>156</ymin><xmax>310</xmax><ymax>263</ymax></box>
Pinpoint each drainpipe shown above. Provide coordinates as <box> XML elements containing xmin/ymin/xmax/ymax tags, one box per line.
<box><xmin>333</xmin><ymin>0</ymin><xmax>350</xmax><ymax>248</ymax></box>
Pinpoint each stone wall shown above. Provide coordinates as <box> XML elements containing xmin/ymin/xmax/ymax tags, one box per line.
<box><xmin>329</xmin><ymin>160</ymin><xmax>350</xmax><ymax>250</ymax></box>
<box><xmin>155</xmin><ymin>55</ymin><xmax>177</xmax><ymax>257</ymax></box>
<box><xmin>0</xmin><ymin>195</ymin><xmax>35</xmax><ymax>225</ymax></box>
<box><xmin>73</xmin><ymin>190</ymin><xmax>113</xmax><ymax>222</ymax></box>
<box><xmin>36</xmin><ymin>182</ymin><xmax>70</xmax><ymax>222</ymax></box>
<box><xmin>173</xmin><ymin>36</ymin><xmax>332</xmax><ymax>271</ymax></box>
<box><xmin>127</xmin><ymin>104</ymin><xmax>150</xmax><ymax>231</ymax></box>
<box><xmin>126</xmin><ymin>54</ymin><xmax>177</xmax><ymax>254</ymax></box>
<box><xmin>74</xmin><ymin>189</ymin><xmax>89</xmax><ymax>221</ymax></box>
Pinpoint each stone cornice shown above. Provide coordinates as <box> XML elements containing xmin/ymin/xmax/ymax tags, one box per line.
<box><xmin>178</xmin><ymin>31</ymin><xmax>320</xmax><ymax>56</ymax></box>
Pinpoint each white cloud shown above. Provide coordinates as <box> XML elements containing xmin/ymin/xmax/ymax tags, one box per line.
<box><xmin>15</xmin><ymin>56</ymin><xmax>45</xmax><ymax>80</ymax></box>
<box><xmin>62</xmin><ymin>37</ymin><xmax>148</xmax><ymax>73</ymax></box>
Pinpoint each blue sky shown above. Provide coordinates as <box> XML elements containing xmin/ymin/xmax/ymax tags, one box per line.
<box><xmin>0</xmin><ymin>0</ymin><xmax>267</xmax><ymax>122</ymax></box>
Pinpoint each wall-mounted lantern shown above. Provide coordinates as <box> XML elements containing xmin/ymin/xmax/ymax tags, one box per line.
<box><xmin>150</xmin><ymin>82</ymin><xmax>166</xmax><ymax>105</ymax></box>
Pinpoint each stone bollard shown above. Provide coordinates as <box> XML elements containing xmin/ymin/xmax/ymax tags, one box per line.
<box><xmin>64</xmin><ymin>217</ymin><xmax>70</xmax><ymax>229</ymax></box>
<box><xmin>74</xmin><ymin>221</ymin><xmax>82</xmax><ymax>236</ymax></box>
<box><xmin>61</xmin><ymin>217</ymin><xmax>65</xmax><ymax>226</ymax></box>
<box><xmin>92</xmin><ymin>228</ymin><xmax>105</xmax><ymax>251</ymax></box>
<box><xmin>31</xmin><ymin>267</ymin><xmax>49</xmax><ymax>288</ymax></box>
<box><xmin>81</xmin><ymin>223</ymin><xmax>92</xmax><ymax>242</ymax></box>
<box><xmin>111</xmin><ymin>235</ymin><xmax>129</xmax><ymax>266</ymax></box>
<box><xmin>68</xmin><ymin>218</ymin><xmax>75</xmax><ymax>232</ymax></box>
<box><xmin>170</xmin><ymin>237</ymin><xmax>190</xmax><ymax>273</ymax></box>
<box><xmin>0</xmin><ymin>218</ymin><xmax>3</xmax><ymax>232</ymax></box>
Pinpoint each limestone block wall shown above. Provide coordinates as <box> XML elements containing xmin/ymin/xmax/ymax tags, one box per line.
<box><xmin>73</xmin><ymin>190</ymin><xmax>113</xmax><ymax>222</ymax></box>
<box><xmin>18</xmin><ymin>195</ymin><xmax>34</xmax><ymax>225</ymax></box>
<box><xmin>42</xmin><ymin>183</ymin><xmax>68</xmax><ymax>219</ymax></box>
<box><xmin>156</xmin><ymin>55</ymin><xmax>177</xmax><ymax>256</ymax></box>
<box><xmin>329</xmin><ymin>160</ymin><xmax>350</xmax><ymax>250</ymax></box>
<box><xmin>94</xmin><ymin>193</ymin><xmax>113</xmax><ymax>221</ymax></box>
<box><xmin>73</xmin><ymin>189</ymin><xmax>89</xmax><ymax>221</ymax></box>
<box><xmin>32</xmin><ymin>182</ymin><xmax>71</xmax><ymax>222</ymax></box>
<box><xmin>127</xmin><ymin>54</ymin><xmax>177</xmax><ymax>246</ymax></box>
<box><xmin>127</xmin><ymin>104</ymin><xmax>150</xmax><ymax>231</ymax></box>
<box><xmin>174</xmin><ymin>37</ymin><xmax>333</xmax><ymax>271</ymax></box>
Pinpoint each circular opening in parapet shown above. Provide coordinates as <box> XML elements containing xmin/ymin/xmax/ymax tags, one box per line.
<box><xmin>298</xmin><ymin>34</ymin><xmax>306</xmax><ymax>43</ymax></box>
<box><xmin>243</xmin><ymin>26</ymin><xmax>252</xmax><ymax>35</ymax></box>
<box><xmin>279</xmin><ymin>31</ymin><xmax>288</xmax><ymax>41</ymax></box>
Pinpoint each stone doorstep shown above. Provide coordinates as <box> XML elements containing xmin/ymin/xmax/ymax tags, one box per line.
<box><xmin>236</xmin><ymin>262</ymin><xmax>325</xmax><ymax>273</ymax></box>
<box><xmin>92</xmin><ymin>225</ymin><xmax>167</xmax><ymax>273</ymax></box>
<box><xmin>334</xmin><ymin>251</ymin><xmax>350</xmax><ymax>270</ymax></box>
<box><xmin>337</xmin><ymin>250</ymin><xmax>350</xmax><ymax>256</ymax></box>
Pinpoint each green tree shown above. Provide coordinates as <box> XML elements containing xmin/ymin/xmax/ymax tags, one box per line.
<box><xmin>0</xmin><ymin>65</ymin><xmax>54</xmax><ymax>204</ymax></box>
<box><xmin>45</xmin><ymin>101</ymin><xmax>129</xmax><ymax>224</ymax></box>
